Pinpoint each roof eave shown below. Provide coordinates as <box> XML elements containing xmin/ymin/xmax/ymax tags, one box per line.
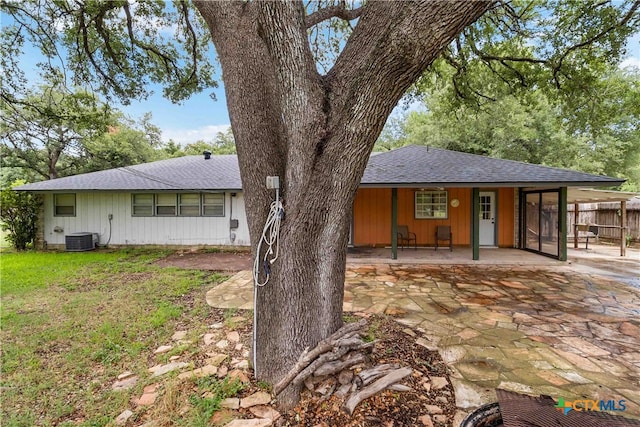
<box><xmin>14</xmin><ymin>187</ymin><xmax>244</xmax><ymax>192</ymax></box>
<box><xmin>358</xmin><ymin>180</ymin><xmax>624</xmax><ymax>188</ymax></box>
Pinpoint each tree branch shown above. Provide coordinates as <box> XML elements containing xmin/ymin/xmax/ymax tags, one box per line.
<box><xmin>305</xmin><ymin>5</ymin><xmax>363</xmax><ymax>28</ymax></box>
<box><xmin>94</xmin><ymin>6</ymin><xmax>124</xmax><ymax>72</ymax></box>
<box><xmin>122</xmin><ymin>1</ymin><xmax>136</xmax><ymax>46</ymax></box>
<box><xmin>466</xmin><ymin>30</ymin><xmax>546</xmax><ymax>65</ymax></box>
<box><xmin>3</xmin><ymin>2</ymin><xmax>71</xmax><ymax>87</ymax></box>
<box><xmin>327</xmin><ymin>0</ymin><xmax>491</xmax><ymax>157</ymax></box>
<box><xmin>76</xmin><ymin>6</ymin><xmax>123</xmax><ymax>96</ymax></box>
<box><xmin>178</xmin><ymin>0</ymin><xmax>199</xmax><ymax>87</ymax></box>
<box><xmin>552</xmin><ymin>0</ymin><xmax>640</xmax><ymax>87</ymax></box>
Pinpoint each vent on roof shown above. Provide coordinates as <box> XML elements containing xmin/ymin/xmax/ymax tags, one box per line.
<box><xmin>65</xmin><ymin>232</ymin><xmax>98</xmax><ymax>251</ymax></box>
<box><xmin>203</xmin><ymin>151</ymin><xmax>211</xmax><ymax>160</ymax></box>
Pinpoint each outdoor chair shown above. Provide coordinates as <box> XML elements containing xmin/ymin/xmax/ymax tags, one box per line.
<box><xmin>397</xmin><ymin>225</ymin><xmax>417</xmax><ymax>251</ymax></box>
<box><xmin>576</xmin><ymin>224</ymin><xmax>599</xmax><ymax>250</ymax></box>
<box><xmin>435</xmin><ymin>225</ymin><xmax>452</xmax><ymax>252</ymax></box>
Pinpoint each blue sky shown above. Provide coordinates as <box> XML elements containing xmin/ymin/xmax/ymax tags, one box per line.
<box><xmin>120</xmin><ymin>86</ymin><xmax>231</xmax><ymax>145</ymax></box>
<box><xmin>4</xmin><ymin>7</ymin><xmax>639</xmax><ymax>147</ymax></box>
<box><xmin>121</xmin><ymin>31</ymin><xmax>640</xmax><ymax>146</ymax></box>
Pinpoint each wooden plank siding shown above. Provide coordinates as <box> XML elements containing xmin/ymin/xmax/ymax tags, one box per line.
<box><xmin>497</xmin><ymin>188</ymin><xmax>515</xmax><ymax>247</ymax></box>
<box><xmin>353</xmin><ymin>187</ymin><xmax>515</xmax><ymax>247</ymax></box>
<box><xmin>352</xmin><ymin>188</ymin><xmax>392</xmax><ymax>246</ymax></box>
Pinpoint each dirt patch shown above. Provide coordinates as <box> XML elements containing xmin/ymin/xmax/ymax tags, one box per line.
<box><xmin>155</xmin><ymin>251</ymin><xmax>253</xmax><ymax>272</ymax></box>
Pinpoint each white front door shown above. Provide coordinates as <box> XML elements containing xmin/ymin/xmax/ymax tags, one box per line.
<box><xmin>479</xmin><ymin>191</ymin><xmax>496</xmax><ymax>246</ymax></box>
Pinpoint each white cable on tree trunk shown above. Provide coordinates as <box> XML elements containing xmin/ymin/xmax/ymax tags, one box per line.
<box><xmin>252</xmin><ymin>196</ymin><xmax>283</xmax><ymax>287</ymax></box>
<box><xmin>253</xmin><ymin>188</ymin><xmax>283</xmax><ymax>378</ymax></box>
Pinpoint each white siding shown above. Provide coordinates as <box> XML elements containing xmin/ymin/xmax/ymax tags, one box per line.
<box><xmin>42</xmin><ymin>192</ymin><xmax>250</xmax><ymax>247</ymax></box>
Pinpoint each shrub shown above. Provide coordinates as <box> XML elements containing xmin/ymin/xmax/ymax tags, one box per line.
<box><xmin>0</xmin><ymin>180</ymin><xmax>41</xmax><ymax>250</ymax></box>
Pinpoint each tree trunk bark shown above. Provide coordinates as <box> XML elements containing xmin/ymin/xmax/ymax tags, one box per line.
<box><xmin>194</xmin><ymin>0</ymin><xmax>490</xmax><ymax>409</ymax></box>
<box><xmin>49</xmin><ymin>148</ymin><xmax>60</xmax><ymax>180</ymax></box>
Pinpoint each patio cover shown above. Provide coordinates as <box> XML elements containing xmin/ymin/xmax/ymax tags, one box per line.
<box><xmin>566</xmin><ymin>188</ymin><xmax>639</xmax><ymax>257</ymax></box>
<box><xmin>567</xmin><ymin>188</ymin><xmax>639</xmax><ymax>203</ymax></box>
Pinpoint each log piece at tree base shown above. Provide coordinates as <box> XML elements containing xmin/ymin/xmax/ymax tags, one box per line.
<box><xmin>278</xmin><ymin>313</ymin><xmax>457</xmax><ymax>425</ymax></box>
<box><xmin>356</xmin><ymin>363</ymin><xmax>401</xmax><ymax>386</ymax></box>
<box><xmin>344</xmin><ymin>367</ymin><xmax>413</xmax><ymax>415</ymax></box>
<box><xmin>274</xmin><ymin>319</ymin><xmax>367</xmax><ymax>395</ymax></box>
<box><xmin>274</xmin><ymin>317</ymin><xmax>415</xmax><ymax>416</ymax></box>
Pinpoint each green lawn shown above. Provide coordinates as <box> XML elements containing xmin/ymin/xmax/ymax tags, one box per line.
<box><xmin>0</xmin><ymin>249</ymin><xmax>227</xmax><ymax>426</ymax></box>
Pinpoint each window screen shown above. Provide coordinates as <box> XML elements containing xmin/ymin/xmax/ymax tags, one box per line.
<box><xmin>202</xmin><ymin>193</ymin><xmax>224</xmax><ymax>216</ymax></box>
<box><xmin>132</xmin><ymin>194</ymin><xmax>153</xmax><ymax>216</ymax></box>
<box><xmin>155</xmin><ymin>193</ymin><xmax>176</xmax><ymax>216</ymax></box>
<box><xmin>179</xmin><ymin>194</ymin><xmax>200</xmax><ymax>216</ymax></box>
<box><xmin>54</xmin><ymin>194</ymin><xmax>76</xmax><ymax>216</ymax></box>
<box><xmin>131</xmin><ymin>193</ymin><xmax>225</xmax><ymax>217</ymax></box>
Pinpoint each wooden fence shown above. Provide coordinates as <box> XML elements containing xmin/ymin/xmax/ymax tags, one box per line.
<box><xmin>567</xmin><ymin>200</ymin><xmax>640</xmax><ymax>244</ymax></box>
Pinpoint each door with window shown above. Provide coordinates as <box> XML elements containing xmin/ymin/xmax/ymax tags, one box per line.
<box><xmin>479</xmin><ymin>191</ymin><xmax>496</xmax><ymax>246</ymax></box>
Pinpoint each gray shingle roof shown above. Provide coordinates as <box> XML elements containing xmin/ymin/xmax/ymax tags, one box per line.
<box><xmin>16</xmin><ymin>155</ymin><xmax>242</xmax><ymax>191</ymax></box>
<box><xmin>16</xmin><ymin>145</ymin><xmax>623</xmax><ymax>192</ymax></box>
<box><xmin>361</xmin><ymin>145</ymin><xmax>624</xmax><ymax>187</ymax></box>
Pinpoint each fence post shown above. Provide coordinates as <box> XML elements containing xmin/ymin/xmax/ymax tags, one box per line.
<box><xmin>621</xmin><ymin>200</ymin><xmax>627</xmax><ymax>257</ymax></box>
<box><xmin>574</xmin><ymin>203</ymin><xmax>579</xmax><ymax>249</ymax></box>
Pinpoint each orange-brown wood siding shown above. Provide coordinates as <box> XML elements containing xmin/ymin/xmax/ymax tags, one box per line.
<box><xmin>396</xmin><ymin>188</ymin><xmax>471</xmax><ymax>246</ymax></box>
<box><xmin>352</xmin><ymin>188</ymin><xmax>392</xmax><ymax>246</ymax></box>
<box><xmin>497</xmin><ymin>188</ymin><xmax>515</xmax><ymax>247</ymax></box>
<box><xmin>353</xmin><ymin>187</ymin><xmax>515</xmax><ymax>247</ymax></box>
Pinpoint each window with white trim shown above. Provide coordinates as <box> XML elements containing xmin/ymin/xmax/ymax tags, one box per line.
<box><xmin>202</xmin><ymin>193</ymin><xmax>224</xmax><ymax>217</ymax></box>
<box><xmin>132</xmin><ymin>194</ymin><xmax>153</xmax><ymax>216</ymax></box>
<box><xmin>54</xmin><ymin>193</ymin><xmax>76</xmax><ymax>216</ymax></box>
<box><xmin>415</xmin><ymin>190</ymin><xmax>448</xmax><ymax>219</ymax></box>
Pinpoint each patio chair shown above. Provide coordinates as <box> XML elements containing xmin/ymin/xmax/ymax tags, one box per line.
<box><xmin>435</xmin><ymin>225</ymin><xmax>452</xmax><ymax>252</ymax></box>
<box><xmin>397</xmin><ymin>225</ymin><xmax>417</xmax><ymax>251</ymax></box>
<box><xmin>577</xmin><ymin>224</ymin><xmax>599</xmax><ymax>250</ymax></box>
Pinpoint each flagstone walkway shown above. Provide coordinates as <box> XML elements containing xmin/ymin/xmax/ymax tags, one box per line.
<box><xmin>206</xmin><ymin>264</ymin><xmax>640</xmax><ymax>420</ymax></box>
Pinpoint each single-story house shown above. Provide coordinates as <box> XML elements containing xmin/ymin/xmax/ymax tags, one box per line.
<box><xmin>16</xmin><ymin>145</ymin><xmax>635</xmax><ymax>260</ymax></box>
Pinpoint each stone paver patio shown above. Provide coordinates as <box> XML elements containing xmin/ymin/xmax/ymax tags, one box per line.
<box><xmin>206</xmin><ymin>262</ymin><xmax>640</xmax><ymax>421</ymax></box>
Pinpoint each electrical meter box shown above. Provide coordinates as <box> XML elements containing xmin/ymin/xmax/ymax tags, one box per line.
<box><xmin>266</xmin><ymin>176</ymin><xmax>280</xmax><ymax>189</ymax></box>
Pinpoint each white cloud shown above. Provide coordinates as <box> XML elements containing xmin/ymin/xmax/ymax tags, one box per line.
<box><xmin>162</xmin><ymin>124</ymin><xmax>231</xmax><ymax>145</ymax></box>
<box><xmin>619</xmin><ymin>56</ymin><xmax>640</xmax><ymax>70</ymax></box>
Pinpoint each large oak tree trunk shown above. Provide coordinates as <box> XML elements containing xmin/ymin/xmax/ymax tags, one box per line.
<box><xmin>194</xmin><ymin>0</ymin><xmax>490</xmax><ymax>408</ymax></box>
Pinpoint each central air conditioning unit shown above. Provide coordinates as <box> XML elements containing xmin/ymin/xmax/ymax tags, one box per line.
<box><xmin>65</xmin><ymin>232</ymin><xmax>98</xmax><ymax>251</ymax></box>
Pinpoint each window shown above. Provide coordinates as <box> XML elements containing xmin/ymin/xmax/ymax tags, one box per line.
<box><xmin>131</xmin><ymin>193</ymin><xmax>226</xmax><ymax>217</ymax></box>
<box><xmin>155</xmin><ymin>193</ymin><xmax>177</xmax><ymax>216</ymax></box>
<box><xmin>415</xmin><ymin>190</ymin><xmax>448</xmax><ymax>219</ymax></box>
<box><xmin>203</xmin><ymin>193</ymin><xmax>224</xmax><ymax>216</ymax></box>
<box><xmin>54</xmin><ymin>194</ymin><xmax>76</xmax><ymax>216</ymax></box>
<box><xmin>132</xmin><ymin>194</ymin><xmax>153</xmax><ymax>216</ymax></box>
<box><xmin>179</xmin><ymin>193</ymin><xmax>200</xmax><ymax>216</ymax></box>
<box><xmin>480</xmin><ymin>195</ymin><xmax>492</xmax><ymax>220</ymax></box>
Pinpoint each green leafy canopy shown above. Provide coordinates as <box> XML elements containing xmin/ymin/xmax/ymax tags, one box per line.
<box><xmin>0</xmin><ymin>180</ymin><xmax>41</xmax><ymax>250</ymax></box>
<box><xmin>378</xmin><ymin>0</ymin><xmax>640</xmax><ymax>190</ymax></box>
<box><xmin>1</xmin><ymin>0</ymin><xmax>218</xmax><ymax>104</ymax></box>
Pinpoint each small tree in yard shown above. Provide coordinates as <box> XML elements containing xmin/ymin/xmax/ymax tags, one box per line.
<box><xmin>0</xmin><ymin>180</ymin><xmax>41</xmax><ymax>251</ymax></box>
<box><xmin>2</xmin><ymin>0</ymin><xmax>637</xmax><ymax>408</ymax></box>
